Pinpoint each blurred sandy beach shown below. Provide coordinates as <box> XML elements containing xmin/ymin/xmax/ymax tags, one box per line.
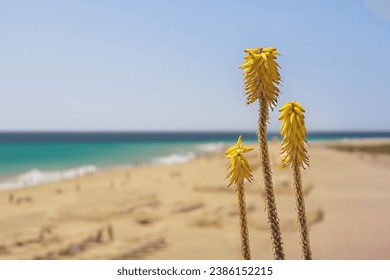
<box><xmin>0</xmin><ymin>138</ymin><xmax>389</xmax><ymax>260</ymax></box>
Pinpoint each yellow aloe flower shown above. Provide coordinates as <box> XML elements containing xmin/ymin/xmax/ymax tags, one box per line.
<box><xmin>278</xmin><ymin>101</ymin><xmax>309</xmax><ymax>168</ymax></box>
<box><xmin>279</xmin><ymin>101</ymin><xmax>313</xmax><ymax>259</ymax></box>
<box><xmin>225</xmin><ymin>135</ymin><xmax>253</xmax><ymax>259</ymax></box>
<box><xmin>225</xmin><ymin>136</ymin><xmax>253</xmax><ymax>187</ymax></box>
<box><xmin>240</xmin><ymin>47</ymin><xmax>281</xmax><ymax>107</ymax></box>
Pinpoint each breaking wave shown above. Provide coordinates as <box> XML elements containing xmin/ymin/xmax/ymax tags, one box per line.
<box><xmin>0</xmin><ymin>165</ymin><xmax>97</xmax><ymax>190</ymax></box>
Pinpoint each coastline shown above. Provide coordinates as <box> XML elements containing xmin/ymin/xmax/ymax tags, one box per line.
<box><xmin>1</xmin><ymin>136</ymin><xmax>389</xmax><ymax>191</ymax></box>
<box><xmin>0</xmin><ymin>138</ymin><xmax>389</xmax><ymax>259</ymax></box>
<box><xmin>0</xmin><ymin>141</ymin><xmax>227</xmax><ymax>190</ymax></box>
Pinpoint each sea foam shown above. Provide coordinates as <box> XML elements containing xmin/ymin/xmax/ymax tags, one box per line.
<box><xmin>152</xmin><ymin>152</ymin><xmax>196</xmax><ymax>165</ymax></box>
<box><xmin>196</xmin><ymin>142</ymin><xmax>226</xmax><ymax>153</ymax></box>
<box><xmin>0</xmin><ymin>165</ymin><xmax>97</xmax><ymax>190</ymax></box>
<box><xmin>151</xmin><ymin>142</ymin><xmax>226</xmax><ymax>165</ymax></box>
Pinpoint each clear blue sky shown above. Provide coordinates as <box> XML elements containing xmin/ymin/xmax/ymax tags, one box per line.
<box><xmin>0</xmin><ymin>0</ymin><xmax>389</xmax><ymax>132</ymax></box>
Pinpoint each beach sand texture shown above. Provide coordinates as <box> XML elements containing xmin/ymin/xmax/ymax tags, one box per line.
<box><xmin>0</xmin><ymin>139</ymin><xmax>389</xmax><ymax>260</ymax></box>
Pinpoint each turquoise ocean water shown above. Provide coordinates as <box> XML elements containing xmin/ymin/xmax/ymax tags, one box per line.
<box><xmin>0</xmin><ymin>132</ymin><xmax>389</xmax><ymax>189</ymax></box>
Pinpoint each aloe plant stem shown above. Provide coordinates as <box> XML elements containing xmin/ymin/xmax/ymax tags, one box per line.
<box><xmin>237</xmin><ymin>180</ymin><xmax>251</xmax><ymax>260</ymax></box>
<box><xmin>258</xmin><ymin>99</ymin><xmax>285</xmax><ymax>260</ymax></box>
<box><xmin>292</xmin><ymin>162</ymin><xmax>312</xmax><ymax>260</ymax></box>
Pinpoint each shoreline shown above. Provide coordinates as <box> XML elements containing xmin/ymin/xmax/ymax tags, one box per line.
<box><xmin>1</xmin><ymin>137</ymin><xmax>390</xmax><ymax>192</ymax></box>
<box><xmin>0</xmin><ymin>142</ymin><xmax>227</xmax><ymax>191</ymax></box>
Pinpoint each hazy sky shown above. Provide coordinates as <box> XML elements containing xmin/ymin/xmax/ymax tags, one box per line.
<box><xmin>0</xmin><ymin>0</ymin><xmax>389</xmax><ymax>132</ymax></box>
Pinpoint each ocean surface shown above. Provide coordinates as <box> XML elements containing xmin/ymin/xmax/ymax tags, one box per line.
<box><xmin>0</xmin><ymin>131</ymin><xmax>389</xmax><ymax>189</ymax></box>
